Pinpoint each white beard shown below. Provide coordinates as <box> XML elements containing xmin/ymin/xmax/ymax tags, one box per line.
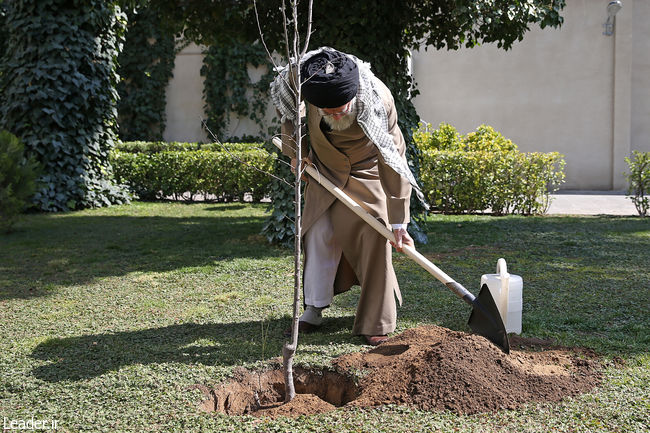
<box><xmin>321</xmin><ymin>106</ymin><xmax>358</xmax><ymax>131</ymax></box>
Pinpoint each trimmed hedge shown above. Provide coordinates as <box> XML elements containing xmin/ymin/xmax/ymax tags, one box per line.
<box><xmin>115</xmin><ymin>141</ymin><xmax>261</xmax><ymax>154</ymax></box>
<box><xmin>110</xmin><ymin>142</ymin><xmax>275</xmax><ymax>202</ymax></box>
<box><xmin>417</xmin><ymin>124</ymin><xmax>565</xmax><ymax>215</ymax></box>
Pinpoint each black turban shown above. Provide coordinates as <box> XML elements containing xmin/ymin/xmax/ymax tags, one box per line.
<box><xmin>300</xmin><ymin>50</ymin><xmax>359</xmax><ymax>108</ymax></box>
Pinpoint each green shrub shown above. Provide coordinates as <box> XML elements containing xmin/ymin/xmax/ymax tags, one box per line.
<box><xmin>462</xmin><ymin>124</ymin><xmax>518</xmax><ymax>153</ymax></box>
<box><xmin>414</xmin><ymin>123</ymin><xmax>518</xmax><ymax>153</ymax></box>
<box><xmin>413</xmin><ymin>122</ymin><xmax>462</xmax><ymax>151</ymax></box>
<box><xmin>261</xmin><ymin>152</ymin><xmax>296</xmax><ymax>247</ymax></box>
<box><xmin>624</xmin><ymin>151</ymin><xmax>650</xmax><ymax>217</ymax></box>
<box><xmin>110</xmin><ymin>144</ymin><xmax>275</xmax><ymax>202</ymax></box>
<box><xmin>495</xmin><ymin>151</ymin><xmax>565</xmax><ymax>215</ymax></box>
<box><xmin>0</xmin><ymin>131</ymin><xmax>40</xmax><ymax>232</ymax></box>
<box><xmin>0</xmin><ymin>4</ymin><xmax>6</xmax><ymax>75</ymax></box>
<box><xmin>419</xmin><ymin>150</ymin><xmax>488</xmax><ymax>213</ymax></box>
<box><xmin>417</xmin><ymin>124</ymin><xmax>565</xmax><ymax>215</ymax></box>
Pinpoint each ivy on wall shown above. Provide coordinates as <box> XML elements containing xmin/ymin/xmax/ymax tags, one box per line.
<box><xmin>116</xmin><ymin>6</ymin><xmax>176</xmax><ymax>141</ymax></box>
<box><xmin>0</xmin><ymin>0</ymin><xmax>130</xmax><ymax>211</ymax></box>
<box><xmin>201</xmin><ymin>40</ymin><xmax>275</xmax><ymax>141</ymax></box>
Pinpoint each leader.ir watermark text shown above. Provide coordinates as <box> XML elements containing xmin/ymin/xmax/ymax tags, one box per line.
<box><xmin>3</xmin><ymin>416</ymin><xmax>58</xmax><ymax>431</ymax></box>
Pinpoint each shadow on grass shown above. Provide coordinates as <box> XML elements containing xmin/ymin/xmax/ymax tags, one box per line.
<box><xmin>4</xmin><ymin>212</ymin><xmax>646</xmax><ymax>302</ymax></box>
<box><xmin>203</xmin><ymin>204</ymin><xmax>249</xmax><ymax>212</ymax></box>
<box><xmin>6</xmin><ymin>209</ymin><xmax>649</xmax><ymax>356</ymax></box>
<box><xmin>0</xmin><ymin>212</ymin><xmax>286</xmax><ymax>300</ymax></box>
<box><xmin>31</xmin><ymin>316</ymin><xmax>357</xmax><ymax>382</ymax></box>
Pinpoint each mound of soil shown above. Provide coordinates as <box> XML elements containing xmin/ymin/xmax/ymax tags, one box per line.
<box><xmin>197</xmin><ymin>325</ymin><xmax>600</xmax><ymax>418</ymax></box>
<box><xmin>334</xmin><ymin>326</ymin><xmax>599</xmax><ymax>414</ymax></box>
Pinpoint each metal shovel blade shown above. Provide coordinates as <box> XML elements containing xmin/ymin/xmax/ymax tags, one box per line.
<box><xmin>468</xmin><ymin>284</ymin><xmax>510</xmax><ymax>354</ymax></box>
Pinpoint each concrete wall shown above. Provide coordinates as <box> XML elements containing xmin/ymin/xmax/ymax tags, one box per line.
<box><xmin>164</xmin><ymin>43</ymin><xmax>209</xmax><ymax>143</ymax></box>
<box><xmin>163</xmin><ymin>43</ymin><xmax>275</xmax><ymax>143</ymax></box>
<box><xmin>632</xmin><ymin>0</ymin><xmax>650</xmax><ymax>154</ymax></box>
<box><xmin>411</xmin><ymin>0</ymin><xmax>646</xmax><ymax>190</ymax></box>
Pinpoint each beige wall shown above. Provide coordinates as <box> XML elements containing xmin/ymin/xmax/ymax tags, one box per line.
<box><xmin>412</xmin><ymin>0</ymin><xmax>647</xmax><ymax>190</ymax></box>
<box><xmin>164</xmin><ymin>43</ymin><xmax>209</xmax><ymax>143</ymax></box>
<box><xmin>632</xmin><ymin>0</ymin><xmax>650</xmax><ymax>154</ymax></box>
<box><xmin>163</xmin><ymin>43</ymin><xmax>275</xmax><ymax>143</ymax></box>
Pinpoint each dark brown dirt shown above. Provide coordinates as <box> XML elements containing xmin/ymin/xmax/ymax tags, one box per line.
<box><xmin>195</xmin><ymin>367</ymin><xmax>357</xmax><ymax>417</ymax></box>
<box><xmin>197</xmin><ymin>325</ymin><xmax>601</xmax><ymax>418</ymax></box>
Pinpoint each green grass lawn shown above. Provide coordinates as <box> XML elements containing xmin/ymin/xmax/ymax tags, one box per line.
<box><xmin>1</xmin><ymin>202</ymin><xmax>648</xmax><ymax>432</ymax></box>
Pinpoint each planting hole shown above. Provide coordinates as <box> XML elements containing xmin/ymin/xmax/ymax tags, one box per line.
<box><xmin>197</xmin><ymin>367</ymin><xmax>358</xmax><ymax>417</ymax></box>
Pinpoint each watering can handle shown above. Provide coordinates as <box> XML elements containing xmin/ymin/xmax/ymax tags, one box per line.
<box><xmin>496</xmin><ymin>258</ymin><xmax>509</xmax><ymax>277</ymax></box>
<box><xmin>497</xmin><ymin>258</ymin><xmax>510</xmax><ymax>295</ymax></box>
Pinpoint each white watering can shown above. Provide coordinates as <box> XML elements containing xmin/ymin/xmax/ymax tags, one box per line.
<box><xmin>480</xmin><ymin>259</ymin><xmax>522</xmax><ymax>334</ymax></box>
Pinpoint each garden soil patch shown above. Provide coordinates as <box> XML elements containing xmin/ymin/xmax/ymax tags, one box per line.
<box><xmin>197</xmin><ymin>325</ymin><xmax>600</xmax><ymax>418</ymax></box>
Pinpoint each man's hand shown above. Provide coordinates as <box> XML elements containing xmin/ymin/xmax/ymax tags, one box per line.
<box><xmin>391</xmin><ymin>227</ymin><xmax>414</xmax><ymax>253</ymax></box>
<box><xmin>290</xmin><ymin>157</ymin><xmax>312</xmax><ymax>182</ymax></box>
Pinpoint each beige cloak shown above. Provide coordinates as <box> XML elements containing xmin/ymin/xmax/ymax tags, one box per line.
<box><xmin>281</xmin><ymin>79</ymin><xmax>412</xmax><ymax>335</ymax></box>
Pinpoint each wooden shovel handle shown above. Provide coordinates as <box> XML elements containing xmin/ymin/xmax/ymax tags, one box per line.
<box><xmin>271</xmin><ymin>137</ymin><xmax>478</xmax><ymax>303</ymax></box>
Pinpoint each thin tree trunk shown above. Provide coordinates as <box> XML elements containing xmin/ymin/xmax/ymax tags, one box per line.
<box><xmin>282</xmin><ymin>58</ymin><xmax>301</xmax><ymax>401</ymax></box>
<box><xmin>281</xmin><ymin>0</ymin><xmax>310</xmax><ymax>404</ymax></box>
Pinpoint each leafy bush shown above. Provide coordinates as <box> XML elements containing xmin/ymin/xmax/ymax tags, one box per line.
<box><xmin>0</xmin><ymin>4</ymin><xmax>6</xmax><ymax>75</ymax></box>
<box><xmin>0</xmin><ymin>0</ymin><xmax>130</xmax><ymax>211</ymax></box>
<box><xmin>417</xmin><ymin>123</ymin><xmax>565</xmax><ymax>215</ymax></box>
<box><xmin>463</xmin><ymin>125</ymin><xmax>518</xmax><ymax>153</ymax></box>
<box><xmin>261</xmin><ymin>151</ymin><xmax>296</xmax><ymax>247</ymax></box>
<box><xmin>492</xmin><ymin>151</ymin><xmax>566</xmax><ymax>215</ymax></box>
<box><xmin>624</xmin><ymin>151</ymin><xmax>650</xmax><ymax>217</ymax></box>
<box><xmin>0</xmin><ymin>131</ymin><xmax>40</xmax><ymax>232</ymax></box>
<box><xmin>413</xmin><ymin>122</ymin><xmax>462</xmax><ymax>152</ymax></box>
<box><xmin>414</xmin><ymin>123</ymin><xmax>517</xmax><ymax>153</ymax></box>
<box><xmin>419</xmin><ymin>150</ymin><xmax>489</xmax><ymax>214</ymax></box>
<box><xmin>110</xmin><ymin>144</ymin><xmax>275</xmax><ymax>202</ymax></box>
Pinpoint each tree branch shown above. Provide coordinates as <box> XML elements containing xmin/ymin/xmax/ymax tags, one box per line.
<box><xmin>252</xmin><ymin>0</ymin><xmax>281</xmax><ymax>71</ymax></box>
<box><xmin>201</xmin><ymin>119</ymin><xmax>292</xmax><ymax>187</ymax></box>
<box><xmin>301</xmin><ymin>0</ymin><xmax>314</xmax><ymax>57</ymax></box>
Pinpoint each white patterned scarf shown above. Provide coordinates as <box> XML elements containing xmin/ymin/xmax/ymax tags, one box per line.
<box><xmin>270</xmin><ymin>47</ymin><xmax>426</xmax><ymax>205</ymax></box>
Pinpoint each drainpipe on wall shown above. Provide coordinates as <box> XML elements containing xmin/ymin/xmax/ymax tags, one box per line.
<box><xmin>610</xmin><ymin>0</ymin><xmax>633</xmax><ymax>190</ymax></box>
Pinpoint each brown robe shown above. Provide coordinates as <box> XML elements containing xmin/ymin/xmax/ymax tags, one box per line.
<box><xmin>281</xmin><ymin>79</ymin><xmax>411</xmax><ymax>335</ymax></box>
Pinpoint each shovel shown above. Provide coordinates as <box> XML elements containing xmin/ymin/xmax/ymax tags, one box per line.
<box><xmin>272</xmin><ymin>137</ymin><xmax>510</xmax><ymax>353</ymax></box>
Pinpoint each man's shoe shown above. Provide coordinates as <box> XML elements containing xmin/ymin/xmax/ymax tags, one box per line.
<box><xmin>365</xmin><ymin>335</ymin><xmax>389</xmax><ymax>346</ymax></box>
<box><xmin>283</xmin><ymin>321</ymin><xmax>320</xmax><ymax>337</ymax></box>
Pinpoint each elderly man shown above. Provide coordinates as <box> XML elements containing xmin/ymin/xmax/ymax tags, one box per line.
<box><xmin>271</xmin><ymin>47</ymin><xmax>421</xmax><ymax>345</ymax></box>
